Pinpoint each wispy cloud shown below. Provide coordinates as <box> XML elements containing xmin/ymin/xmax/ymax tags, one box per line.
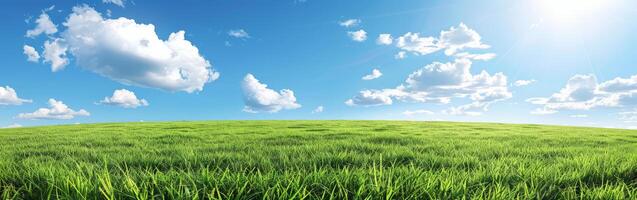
<box><xmin>228</xmin><ymin>29</ymin><xmax>250</xmax><ymax>39</ymax></box>
<box><xmin>339</xmin><ymin>19</ymin><xmax>361</xmax><ymax>28</ymax></box>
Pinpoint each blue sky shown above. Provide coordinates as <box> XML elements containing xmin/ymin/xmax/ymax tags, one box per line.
<box><xmin>2</xmin><ymin>0</ymin><xmax>637</xmax><ymax>128</ymax></box>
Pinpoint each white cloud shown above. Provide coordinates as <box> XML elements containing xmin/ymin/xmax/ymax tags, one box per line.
<box><xmin>346</xmin><ymin>59</ymin><xmax>511</xmax><ymax>115</ymax></box>
<box><xmin>0</xmin><ymin>86</ymin><xmax>32</xmax><ymax>106</ymax></box>
<box><xmin>345</xmin><ymin>89</ymin><xmax>397</xmax><ymax>107</ymax></box>
<box><xmin>362</xmin><ymin>69</ymin><xmax>382</xmax><ymax>80</ymax></box>
<box><xmin>528</xmin><ymin>74</ymin><xmax>637</xmax><ymax>114</ymax></box>
<box><xmin>570</xmin><ymin>114</ymin><xmax>588</xmax><ymax>118</ymax></box>
<box><xmin>395</xmin><ymin>32</ymin><xmax>438</xmax><ymax>55</ymax></box>
<box><xmin>437</xmin><ymin>23</ymin><xmax>490</xmax><ymax>56</ymax></box>
<box><xmin>241</xmin><ymin>74</ymin><xmax>301</xmax><ymax>113</ymax></box>
<box><xmin>103</xmin><ymin>0</ymin><xmax>125</xmax><ymax>7</ymax></box>
<box><xmin>339</xmin><ymin>19</ymin><xmax>361</xmax><ymax>28</ymax></box>
<box><xmin>40</xmin><ymin>5</ymin><xmax>219</xmax><ymax>93</ymax></box>
<box><xmin>394</xmin><ymin>51</ymin><xmax>407</xmax><ymax>60</ymax></box>
<box><xmin>395</xmin><ymin>23</ymin><xmax>490</xmax><ymax>57</ymax></box>
<box><xmin>402</xmin><ymin>109</ymin><xmax>434</xmax><ymax>116</ymax></box>
<box><xmin>514</xmin><ymin>79</ymin><xmax>536</xmax><ymax>87</ymax></box>
<box><xmin>312</xmin><ymin>106</ymin><xmax>324</xmax><ymax>114</ymax></box>
<box><xmin>42</xmin><ymin>38</ymin><xmax>69</xmax><ymax>72</ymax></box>
<box><xmin>347</xmin><ymin>24</ymin><xmax>506</xmax><ymax>115</ymax></box>
<box><xmin>376</xmin><ymin>34</ymin><xmax>393</xmax><ymax>45</ymax></box>
<box><xmin>228</xmin><ymin>29</ymin><xmax>250</xmax><ymax>39</ymax></box>
<box><xmin>348</xmin><ymin>29</ymin><xmax>367</xmax><ymax>42</ymax></box>
<box><xmin>99</xmin><ymin>89</ymin><xmax>148</xmax><ymax>108</ymax></box>
<box><xmin>599</xmin><ymin>75</ymin><xmax>637</xmax><ymax>93</ymax></box>
<box><xmin>23</xmin><ymin>45</ymin><xmax>40</xmax><ymax>62</ymax></box>
<box><xmin>2</xmin><ymin>123</ymin><xmax>23</xmax><ymax>129</ymax></box>
<box><xmin>26</xmin><ymin>12</ymin><xmax>57</xmax><ymax>38</ymax></box>
<box><xmin>454</xmin><ymin>52</ymin><xmax>496</xmax><ymax>61</ymax></box>
<box><xmin>17</xmin><ymin>99</ymin><xmax>89</xmax><ymax>120</ymax></box>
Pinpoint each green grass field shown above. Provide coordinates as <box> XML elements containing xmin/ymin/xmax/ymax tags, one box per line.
<box><xmin>0</xmin><ymin>121</ymin><xmax>636</xmax><ymax>199</ymax></box>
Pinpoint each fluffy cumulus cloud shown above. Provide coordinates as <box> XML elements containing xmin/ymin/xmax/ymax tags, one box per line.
<box><xmin>345</xmin><ymin>89</ymin><xmax>403</xmax><ymax>107</ymax></box>
<box><xmin>528</xmin><ymin>74</ymin><xmax>637</xmax><ymax>114</ymax></box>
<box><xmin>376</xmin><ymin>34</ymin><xmax>393</xmax><ymax>45</ymax></box>
<box><xmin>514</xmin><ymin>79</ymin><xmax>536</xmax><ymax>87</ymax></box>
<box><xmin>339</xmin><ymin>19</ymin><xmax>361</xmax><ymax>28</ymax></box>
<box><xmin>437</xmin><ymin>23</ymin><xmax>490</xmax><ymax>55</ymax></box>
<box><xmin>99</xmin><ymin>89</ymin><xmax>148</xmax><ymax>108</ymax></box>
<box><xmin>23</xmin><ymin>45</ymin><xmax>40</xmax><ymax>62</ymax></box>
<box><xmin>395</xmin><ymin>23</ymin><xmax>490</xmax><ymax>57</ymax></box>
<box><xmin>241</xmin><ymin>74</ymin><xmax>301</xmax><ymax>113</ymax></box>
<box><xmin>348</xmin><ymin>30</ymin><xmax>367</xmax><ymax>42</ymax></box>
<box><xmin>32</xmin><ymin>5</ymin><xmax>219</xmax><ymax>93</ymax></box>
<box><xmin>17</xmin><ymin>99</ymin><xmax>89</xmax><ymax>120</ymax></box>
<box><xmin>347</xmin><ymin>59</ymin><xmax>511</xmax><ymax>115</ymax></box>
<box><xmin>395</xmin><ymin>32</ymin><xmax>438</xmax><ymax>55</ymax></box>
<box><xmin>0</xmin><ymin>86</ymin><xmax>32</xmax><ymax>106</ymax></box>
<box><xmin>103</xmin><ymin>0</ymin><xmax>125</xmax><ymax>7</ymax></box>
<box><xmin>362</xmin><ymin>69</ymin><xmax>382</xmax><ymax>80</ymax></box>
<box><xmin>228</xmin><ymin>29</ymin><xmax>250</xmax><ymax>39</ymax></box>
<box><xmin>26</xmin><ymin>12</ymin><xmax>57</xmax><ymax>38</ymax></box>
<box><xmin>42</xmin><ymin>38</ymin><xmax>69</xmax><ymax>72</ymax></box>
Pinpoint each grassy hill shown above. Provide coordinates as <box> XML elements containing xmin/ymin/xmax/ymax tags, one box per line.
<box><xmin>0</xmin><ymin>121</ymin><xmax>636</xmax><ymax>199</ymax></box>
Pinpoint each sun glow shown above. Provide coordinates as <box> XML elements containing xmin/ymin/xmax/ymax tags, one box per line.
<box><xmin>541</xmin><ymin>0</ymin><xmax>608</xmax><ymax>22</ymax></box>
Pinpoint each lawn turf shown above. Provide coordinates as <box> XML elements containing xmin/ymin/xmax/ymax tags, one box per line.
<box><xmin>0</xmin><ymin>121</ymin><xmax>636</xmax><ymax>199</ymax></box>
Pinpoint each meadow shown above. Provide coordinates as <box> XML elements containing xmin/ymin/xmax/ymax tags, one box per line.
<box><xmin>0</xmin><ymin>120</ymin><xmax>636</xmax><ymax>199</ymax></box>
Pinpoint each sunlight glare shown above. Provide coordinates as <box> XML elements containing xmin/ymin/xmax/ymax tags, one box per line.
<box><xmin>541</xmin><ymin>0</ymin><xmax>607</xmax><ymax>22</ymax></box>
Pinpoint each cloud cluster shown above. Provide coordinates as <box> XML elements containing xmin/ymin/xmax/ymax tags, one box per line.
<box><xmin>99</xmin><ymin>89</ymin><xmax>148</xmax><ymax>108</ymax></box>
<box><xmin>31</xmin><ymin>5</ymin><xmax>219</xmax><ymax>93</ymax></box>
<box><xmin>0</xmin><ymin>86</ymin><xmax>32</xmax><ymax>106</ymax></box>
<box><xmin>393</xmin><ymin>23</ymin><xmax>489</xmax><ymax>57</ymax></box>
<box><xmin>17</xmin><ymin>99</ymin><xmax>89</xmax><ymax>120</ymax></box>
<box><xmin>362</xmin><ymin>69</ymin><xmax>382</xmax><ymax>80</ymax></box>
<box><xmin>347</xmin><ymin>59</ymin><xmax>511</xmax><ymax>115</ymax></box>
<box><xmin>241</xmin><ymin>74</ymin><xmax>301</xmax><ymax>113</ymax></box>
<box><xmin>347</xmin><ymin>23</ymin><xmax>507</xmax><ymax>115</ymax></box>
<box><xmin>528</xmin><ymin>74</ymin><xmax>637</xmax><ymax>114</ymax></box>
